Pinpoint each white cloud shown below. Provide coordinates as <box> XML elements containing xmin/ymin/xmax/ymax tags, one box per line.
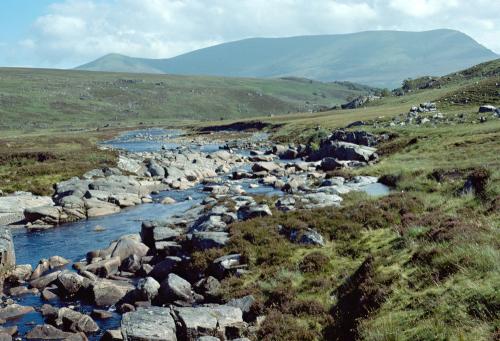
<box><xmin>2</xmin><ymin>0</ymin><xmax>499</xmax><ymax>68</ymax></box>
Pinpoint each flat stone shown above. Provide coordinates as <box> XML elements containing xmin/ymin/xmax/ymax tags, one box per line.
<box><xmin>121</xmin><ymin>307</ymin><xmax>176</xmax><ymax>341</ymax></box>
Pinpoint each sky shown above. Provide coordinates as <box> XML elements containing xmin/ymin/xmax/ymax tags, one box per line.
<box><xmin>0</xmin><ymin>0</ymin><xmax>499</xmax><ymax>69</ymax></box>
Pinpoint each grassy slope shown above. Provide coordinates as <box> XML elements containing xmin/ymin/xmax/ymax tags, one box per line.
<box><xmin>189</xmin><ymin>66</ymin><xmax>500</xmax><ymax>340</ymax></box>
<box><xmin>0</xmin><ymin>67</ymin><xmax>373</xmax><ymax>133</ymax></box>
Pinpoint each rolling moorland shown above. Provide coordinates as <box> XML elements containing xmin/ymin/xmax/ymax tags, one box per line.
<box><xmin>77</xmin><ymin>29</ymin><xmax>498</xmax><ymax>88</ymax></box>
<box><xmin>0</xmin><ymin>58</ymin><xmax>499</xmax><ymax>340</ymax></box>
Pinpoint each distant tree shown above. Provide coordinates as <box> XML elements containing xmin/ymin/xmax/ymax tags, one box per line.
<box><xmin>380</xmin><ymin>88</ymin><xmax>391</xmax><ymax>97</ymax></box>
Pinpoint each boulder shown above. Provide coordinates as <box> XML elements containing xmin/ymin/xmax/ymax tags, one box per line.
<box><xmin>149</xmin><ymin>257</ymin><xmax>182</xmax><ymax>282</ymax></box>
<box><xmin>194</xmin><ymin>276</ymin><xmax>221</xmax><ymax>301</ymax></box>
<box><xmin>48</xmin><ymin>256</ymin><xmax>70</xmax><ymax>269</ymax></box>
<box><xmin>137</xmin><ymin>277</ymin><xmax>160</xmax><ymax>301</ymax></box>
<box><xmin>0</xmin><ymin>304</ymin><xmax>34</xmax><ymax>320</ymax></box>
<box><xmin>290</xmin><ymin>228</ymin><xmax>325</xmax><ymax>246</ymax></box>
<box><xmin>479</xmin><ymin>104</ymin><xmax>497</xmax><ymax>113</ymax></box>
<box><xmin>30</xmin><ymin>271</ymin><xmax>61</xmax><ymax>289</ymax></box>
<box><xmin>121</xmin><ymin>307</ymin><xmax>177</xmax><ymax>341</ymax></box>
<box><xmin>227</xmin><ymin>295</ymin><xmax>256</xmax><ymax>321</ymax></box>
<box><xmin>251</xmin><ymin>162</ymin><xmax>280</xmax><ymax>173</ymax></box>
<box><xmin>191</xmin><ymin>232</ymin><xmax>229</xmax><ymax>250</ymax></box>
<box><xmin>148</xmin><ymin>161</ymin><xmax>165</xmax><ymax>178</ymax></box>
<box><xmin>56</xmin><ymin>271</ymin><xmax>89</xmax><ymax>296</ymax></box>
<box><xmin>58</xmin><ymin>307</ymin><xmax>99</xmax><ymax>333</ymax></box>
<box><xmin>320</xmin><ymin>157</ymin><xmax>343</xmax><ymax>171</ymax></box>
<box><xmin>8</xmin><ymin>264</ymin><xmax>32</xmax><ymax>283</ymax></box>
<box><xmin>85</xmin><ymin>199</ymin><xmax>121</xmax><ymax>218</ymax></box>
<box><xmin>237</xmin><ymin>204</ymin><xmax>272</xmax><ymax>220</ymax></box>
<box><xmin>92</xmin><ymin>279</ymin><xmax>135</xmax><ymax>307</ymax></box>
<box><xmin>111</xmin><ymin>236</ymin><xmax>149</xmax><ymax>262</ymax></box>
<box><xmin>85</xmin><ymin>257</ymin><xmax>121</xmax><ymax>277</ymax></box>
<box><xmin>25</xmin><ymin>324</ymin><xmax>81</xmax><ymax>340</ymax></box>
<box><xmin>24</xmin><ymin>206</ymin><xmax>62</xmax><ymax>225</ymax></box>
<box><xmin>174</xmin><ymin>305</ymin><xmax>243</xmax><ymax>339</ymax></box>
<box><xmin>160</xmin><ymin>273</ymin><xmax>192</xmax><ymax>302</ymax></box>
<box><xmin>330</xmin><ymin>130</ymin><xmax>378</xmax><ymax>146</ymax></box>
<box><xmin>160</xmin><ymin>197</ymin><xmax>176</xmax><ymax>205</ymax></box>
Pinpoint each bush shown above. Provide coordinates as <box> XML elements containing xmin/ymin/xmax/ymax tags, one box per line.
<box><xmin>299</xmin><ymin>252</ymin><xmax>330</xmax><ymax>273</ymax></box>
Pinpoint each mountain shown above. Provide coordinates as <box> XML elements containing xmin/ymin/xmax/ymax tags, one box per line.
<box><xmin>77</xmin><ymin>29</ymin><xmax>498</xmax><ymax>88</ymax></box>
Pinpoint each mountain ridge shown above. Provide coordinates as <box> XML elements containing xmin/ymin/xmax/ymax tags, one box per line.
<box><xmin>76</xmin><ymin>29</ymin><xmax>498</xmax><ymax>88</ymax></box>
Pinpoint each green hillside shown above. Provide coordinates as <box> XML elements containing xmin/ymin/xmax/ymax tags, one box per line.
<box><xmin>0</xmin><ymin>68</ymin><xmax>375</xmax><ymax>132</ymax></box>
<box><xmin>77</xmin><ymin>29</ymin><xmax>498</xmax><ymax>88</ymax></box>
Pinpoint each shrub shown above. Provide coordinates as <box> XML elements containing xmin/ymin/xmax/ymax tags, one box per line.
<box><xmin>299</xmin><ymin>252</ymin><xmax>330</xmax><ymax>273</ymax></box>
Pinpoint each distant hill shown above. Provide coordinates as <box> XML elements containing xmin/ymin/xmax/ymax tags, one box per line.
<box><xmin>0</xmin><ymin>68</ymin><xmax>375</xmax><ymax>131</ymax></box>
<box><xmin>77</xmin><ymin>29</ymin><xmax>498</xmax><ymax>88</ymax></box>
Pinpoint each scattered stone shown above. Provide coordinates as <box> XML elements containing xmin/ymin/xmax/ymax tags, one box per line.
<box><xmin>121</xmin><ymin>307</ymin><xmax>177</xmax><ymax>341</ymax></box>
<box><xmin>160</xmin><ymin>273</ymin><xmax>192</xmax><ymax>302</ymax></box>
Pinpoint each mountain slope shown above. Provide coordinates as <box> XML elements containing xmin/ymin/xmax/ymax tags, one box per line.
<box><xmin>77</xmin><ymin>29</ymin><xmax>498</xmax><ymax>88</ymax></box>
<box><xmin>0</xmin><ymin>68</ymin><xmax>375</xmax><ymax>131</ymax></box>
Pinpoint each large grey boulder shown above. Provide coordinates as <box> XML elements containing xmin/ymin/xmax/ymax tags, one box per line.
<box><xmin>147</xmin><ymin>160</ymin><xmax>166</xmax><ymax>178</ymax></box>
<box><xmin>479</xmin><ymin>104</ymin><xmax>497</xmax><ymax>113</ymax></box>
<box><xmin>26</xmin><ymin>324</ymin><xmax>82</xmax><ymax>340</ymax></box>
<box><xmin>92</xmin><ymin>279</ymin><xmax>135</xmax><ymax>307</ymax></box>
<box><xmin>85</xmin><ymin>257</ymin><xmax>121</xmax><ymax>277</ymax></box>
<box><xmin>24</xmin><ymin>206</ymin><xmax>62</xmax><ymax>225</ymax></box>
<box><xmin>0</xmin><ymin>304</ymin><xmax>34</xmax><ymax>320</ymax></box>
<box><xmin>111</xmin><ymin>236</ymin><xmax>149</xmax><ymax>262</ymax></box>
<box><xmin>251</xmin><ymin>162</ymin><xmax>280</xmax><ymax>173</ymax></box>
<box><xmin>56</xmin><ymin>271</ymin><xmax>89</xmax><ymax>297</ymax></box>
<box><xmin>174</xmin><ymin>305</ymin><xmax>243</xmax><ymax>339</ymax></box>
<box><xmin>330</xmin><ymin>130</ymin><xmax>378</xmax><ymax>146</ymax></box>
<box><xmin>160</xmin><ymin>274</ymin><xmax>192</xmax><ymax>302</ymax></box>
<box><xmin>29</xmin><ymin>271</ymin><xmax>61</xmax><ymax>289</ymax></box>
<box><xmin>149</xmin><ymin>256</ymin><xmax>181</xmax><ymax>282</ymax></box>
<box><xmin>84</xmin><ymin>199</ymin><xmax>120</xmax><ymax>218</ymax></box>
<box><xmin>141</xmin><ymin>221</ymin><xmax>181</xmax><ymax>248</ymax></box>
<box><xmin>0</xmin><ymin>193</ymin><xmax>53</xmax><ymax>225</ymax></box>
<box><xmin>121</xmin><ymin>307</ymin><xmax>177</xmax><ymax>341</ymax></box>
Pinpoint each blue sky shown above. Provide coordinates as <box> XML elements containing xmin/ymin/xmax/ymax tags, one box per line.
<box><xmin>1</xmin><ymin>0</ymin><xmax>499</xmax><ymax>69</ymax></box>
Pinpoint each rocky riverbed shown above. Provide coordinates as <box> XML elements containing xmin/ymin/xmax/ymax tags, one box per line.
<box><xmin>0</xmin><ymin>127</ymin><xmax>389</xmax><ymax>340</ymax></box>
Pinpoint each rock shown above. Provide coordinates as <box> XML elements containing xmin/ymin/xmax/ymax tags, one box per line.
<box><xmin>320</xmin><ymin>157</ymin><xmax>343</xmax><ymax>171</ymax></box>
<box><xmin>8</xmin><ymin>286</ymin><xmax>39</xmax><ymax>296</ymax></box>
<box><xmin>0</xmin><ymin>193</ymin><xmax>53</xmax><ymax>225</ymax></box>
<box><xmin>121</xmin><ymin>307</ymin><xmax>177</xmax><ymax>341</ymax></box>
<box><xmin>330</xmin><ymin>130</ymin><xmax>378</xmax><ymax>147</ymax></box>
<box><xmin>149</xmin><ymin>257</ymin><xmax>181</xmax><ymax>282</ymax></box>
<box><xmin>109</xmin><ymin>193</ymin><xmax>141</xmax><ymax>208</ymax></box>
<box><xmin>160</xmin><ymin>273</ymin><xmax>192</xmax><ymax>302</ymax></box>
<box><xmin>278</xmin><ymin>148</ymin><xmax>299</xmax><ymax>160</ymax></box>
<box><xmin>479</xmin><ymin>104</ymin><xmax>497</xmax><ymax>113</ymax></box>
<box><xmin>212</xmin><ymin>254</ymin><xmax>244</xmax><ymax>279</ymax></box>
<box><xmin>0</xmin><ymin>228</ymin><xmax>16</xmax><ymax>275</ymax></box>
<box><xmin>31</xmin><ymin>259</ymin><xmax>50</xmax><ymax>280</ymax></box>
<box><xmin>58</xmin><ymin>307</ymin><xmax>99</xmax><ymax>333</ymax></box>
<box><xmin>101</xmin><ymin>329</ymin><xmax>124</xmax><ymax>341</ymax></box>
<box><xmin>91</xmin><ymin>309</ymin><xmax>113</xmax><ymax>319</ymax></box>
<box><xmin>237</xmin><ymin>204</ymin><xmax>272</xmax><ymax>220</ymax></box>
<box><xmin>191</xmin><ymin>215</ymin><xmax>227</xmax><ymax>233</ymax></box>
<box><xmin>26</xmin><ymin>324</ymin><xmax>80</xmax><ymax>340</ymax></box>
<box><xmin>227</xmin><ymin>295</ymin><xmax>256</xmax><ymax>321</ymax></box>
<box><xmin>141</xmin><ymin>222</ymin><xmax>181</xmax><ymax>248</ymax></box>
<box><xmin>275</xmin><ymin>197</ymin><xmax>296</xmax><ymax>212</ymax></box>
<box><xmin>137</xmin><ymin>277</ymin><xmax>160</xmax><ymax>301</ymax></box>
<box><xmin>251</xmin><ymin>162</ymin><xmax>280</xmax><ymax>173</ymax></box>
<box><xmin>24</xmin><ymin>205</ymin><xmax>62</xmax><ymax>225</ymax></box>
<box><xmin>174</xmin><ymin>305</ymin><xmax>243</xmax><ymax>339</ymax></box>
<box><xmin>290</xmin><ymin>228</ymin><xmax>325</xmax><ymax>246</ymax></box>
<box><xmin>0</xmin><ymin>304</ymin><xmax>34</xmax><ymax>320</ymax></box>
<box><xmin>30</xmin><ymin>271</ymin><xmax>61</xmax><ymax>289</ymax></box>
<box><xmin>298</xmin><ymin>192</ymin><xmax>342</xmax><ymax>209</ymax></box>
<box><xmin>148</xmin><ymin>160</ymin><xmax>165</xmax><ymax>178</ymax></box>
<box><xmin>191</xmin><ymin>232</ymin><xmax>229</xmax><ymax>249</ymax></box>
<box><xmin>48</xmin><ymin>256</ymin><xmax>70</xmax><ymax>269</ymax></box>
<box><xmin>85</xmin><ymin>257</ymin><xmax>121</xmax><ymax>277</ymax></box>
<box><xmin>8</xmin><ymin>264</ymin><xmax>32</xmax><ymax>283</ymax></box>
<box><xmin>194</xmin><ymin>276</ymin><xmax>221</xmax><ymax>301</ymax></box>
<box><xmin>41</xmin><ymin>288</ymin><xmax>59</xmax><ymax>301</ymax></box>
<box><xmin>85</xmin><ymin>199</ymin><xmax>121</xmax><ymax>218</ymax></box>
<box><xmin>121</xmin><ymin>254</ymin><xmax>142</xmax><ymax>273</ymax></box>
<box><xmin>196</xmin><ymin>337</ymin><xmax>219</xmax><ymax>341</ymax></box>
<box><xmin>56</xmin><ymin>271</ymin><xmax>88</xmax><ymax>296</ymax></box>
<box><xmin>111</xmin><ymin>236</ymin><xmax>149</xmax><ymax>262</ymax></box>
<box><xmin>92</xmin><ymin>279</ymin><xmax>135</xmax><ymax>307</ymax></box>
<box><xmin>160</xmin><ymin>197</ymin><xmax>176</xmax><ymax>205</ymax></box>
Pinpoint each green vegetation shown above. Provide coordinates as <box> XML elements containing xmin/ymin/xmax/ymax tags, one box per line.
<box><xmin>186</xmin><ymin>59</ymin><xmax>500</xmax><ymax>340</ymax></box>
<box><xmin>77</xmin><ymin>29</ymin><xmax>498</xmax><ymax>88</ymax></box>
<box><xmin>0</xmin><ymin>132</ymin><xmax>117</xmax><ymax>195</ymax></box>
<box><xmin>0</xmin><ymin>67</ymin><xmax>375</xmax><ymax>133</ymax></box>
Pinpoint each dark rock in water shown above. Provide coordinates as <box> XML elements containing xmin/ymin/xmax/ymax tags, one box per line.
<box><xmin>160</xmin><ymin>273</ymin><xmax>192</xmax><ymax>302</ymax></box>
<box><xmin>237</xmin><ymin>204</ymin><xmax>272</xmax><ymax>220</ymax></box>
<box><xmin>41</xmin><ymin>288</ymin><xmax>59</xmax><ymax>301</ymax></box>
<box><xmin>91</xmin><ymin>309</ymin><xmax>113</xmax><ymax>319</ymax></box>
<box><xmin>8</xmin><ymin>286</ymin><xmax>39</xmax><ymax>296</ymax></box>
<box><xmin>0</xmin><ymin>304</ymin><xmax>34</xmax><ymax>320</ymax></box>
<box><xmin>25</xmin><ymin>324</ymin><xmax>82</xmax><ymax>340</ymax></box>
<box><xmin>121</xmin><ymin>307</ymin><xmax>177</xmax><ymax>341</ymax></box>
<box><xmin>57</xmin><ymin>307</ymin><xmax>99</xmax><ymax>333</ymax></box>
<box><xmin>101</xmin><ymin>329</ymin><xmax>124</xmax><ymax>341</ymax></box>
<box><xmin>85</xmin><ymin>257</ymin><xmax>121</xmax><ymax>277</ymax></box>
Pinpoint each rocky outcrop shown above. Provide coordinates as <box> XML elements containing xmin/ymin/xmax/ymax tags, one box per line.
<box><xmin>0</xmin><ymin>228</ymin><xmax>15</xmax><ymax>278</ymax></box>
<box><xmin>121</xmin><ymin>307</ymin><xmax>177</xmax><ymax>341</ymax></box>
